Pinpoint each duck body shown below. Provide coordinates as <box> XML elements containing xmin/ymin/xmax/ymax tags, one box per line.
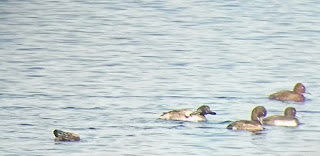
<box><xmin>53</xmin><ymin>129</ymin><xmax>80</xmax><ymax>142</ymax></box>
<box><xmin>227</xmin><ymin>120</ymin><xmax>264</xmax><ymax>131</ymax></box>
<box><xmin>227</xmin><ymin>106</ymin><xmax>267</xmax><ymax>132</ymax></box>
<box><xmin>263</xmin><ymin>107</ymin><xmax>299</xmax><ymax>127</ymax></box>
<box><xmin>269</xmin><ymin>90</ymin><xmax>304</xmax><ymax>102</ymax></box>
<box><xmin>159</xmin><ymin>105</ymin><xmax>216</xmax><ymax>122</ymax></box>
<box><xmin>159</xmin><ymin>109</ymin><xmax>206</xmax><ymax>122</ymax></box>
<box><xmin>268</xmin><ymin>83</ymin><xmax>307</xmax><ymax>102</ymax></box>
<box><xmin>263</xmin><ymin>116</ymin><xmax>299</xmax><ymax>127</ymax></box>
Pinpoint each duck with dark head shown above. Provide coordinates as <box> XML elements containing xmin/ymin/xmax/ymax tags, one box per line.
<box><xmin>53</xmin><ymin>129</ymin><xmax>80</xmax><ymax>142</ymax></box>
<box><xmin>263</xmin><ymin>107</ymin><xmax>299</xmax><ymax>127</ymax></box>
<box><xmin>227</xmin><ymin>106</ymin><xmax>267</xmax><ymax>132</ymax></box>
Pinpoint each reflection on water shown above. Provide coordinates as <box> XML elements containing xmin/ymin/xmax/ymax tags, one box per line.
<box><xmin>1</xmin><ymin>0</ymin><xmax>320</xmax><ymax>155</ymax></box>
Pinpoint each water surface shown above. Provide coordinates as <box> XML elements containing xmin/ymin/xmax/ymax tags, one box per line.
<box><xmin>1</xmin><ymin>0</ymin><xmax>320</xmax><ymax>155</ymax></box>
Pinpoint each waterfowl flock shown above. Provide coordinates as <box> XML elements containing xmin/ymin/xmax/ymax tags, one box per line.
<box><xmin>54</xmin><ymin>83</ymin><xmax>308</xmax><ymax>141</ymax></box>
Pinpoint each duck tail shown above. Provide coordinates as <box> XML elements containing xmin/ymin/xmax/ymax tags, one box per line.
<box><xmin>159</xmin><ymin>112</ymin><xmax>167</xmax><ymax>119</ymax></box>
<box><xmin>268</xmin><ymin>94</ymin><xmax>275</xmax><ymax>99</ymax></box>
<box><xmin>226</xmin><ymin>123</ymin><xmax>235</xmax><ymax>129</ymax></box>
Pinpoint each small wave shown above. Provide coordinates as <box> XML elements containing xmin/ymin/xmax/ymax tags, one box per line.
<box><xmin>61</xmin><ymin>107</ymin><xmax>105</xmax><ymax>110</ymax></box>
<box><xmin>1</xmin><ymin>106</ymin><xmax>33</xmax><ymax>110</ymax></box>
<box><xmin>18</xmin><ymin>123</ymin><xmax>35</xmax><ymax>126</ymax></box>
<box><xmin>299</xmin><ymin>110</ymin><xmax>320</xmax><ymax>114</ymax></box>
<box><xmin>218</xmin><ymin>121</ymin><xmax>233</xmax><ymax>124</ymax></box>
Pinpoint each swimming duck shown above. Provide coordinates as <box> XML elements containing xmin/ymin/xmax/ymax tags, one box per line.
<box><xmin>159</xmin><ymin>105</ymin><xmax>216</xmax><ymax>122</ymax></box>
<box><xmin>263</xmin><ymin>107</ymin><xmax>299</xmax><ymax>127</ymax></box>
<box><xmin>227</xmin><ymin>106</ymin><xmax>267</xmax><ymax>132</ymax></box>
<box><xmin>268</xmin><ymin>83</ymin><xmax>308</xmax><ymax>102</ymax></box>
<box><xmin>53</xmin><ymin>129</ymin><xmax>80</xmax><ymax>141</ymax></box>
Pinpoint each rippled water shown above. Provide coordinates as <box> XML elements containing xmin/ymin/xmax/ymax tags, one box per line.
<box><xmin>1</xmin><ymin>0</ymin><xmax>320</xmax><ymax>155</ymax></box>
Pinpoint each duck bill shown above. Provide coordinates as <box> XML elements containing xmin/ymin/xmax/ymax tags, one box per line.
<box><xmin>258</xmin><ymin>117</ymin><xmax>264</xmax><ymax>125</ymax></box>
<box><xmin>305</xmin><ymin>91</ymin><xmax>311</xmax><ymax>95</ymax></box>
<box><xmin>209</xmin><ymin>111</ymin><xmax>217</xmax><ymax>115</ymax></box>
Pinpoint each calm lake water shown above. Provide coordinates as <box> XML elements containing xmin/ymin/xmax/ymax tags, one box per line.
<box><xmin>1</xmin><ymin>0</ymin><xmax>320</xmax><ymax>155</ymax></box>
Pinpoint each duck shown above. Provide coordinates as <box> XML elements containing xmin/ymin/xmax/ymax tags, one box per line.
<box><xmin>53</xmin><ymin>129</ymin><xmax>80</xmax><ymax>141</ymax></box>
<box><xmin>227</xmin><ymin>106</ymin><xmax>267</xmax><ymax>132</ymax></box>
<box><xmin>268</xmin><ymin>83</ymin><xmax>308</xmax><ymax>102</ymax></box>
<box><xmin>159</xmin><ymin>105</ymin><xmax>216</xmax><ymax>122</ymax></box>
<box><xmin>263</xmin><ymin>107</ymin><xmax>299</xmax><ymax>127</ymax></box>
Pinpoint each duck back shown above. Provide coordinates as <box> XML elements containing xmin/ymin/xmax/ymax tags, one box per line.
<box><xmin>159</xmin><ymin>109</ymin><xmax>193</xmax><ymax>121</ymax></box>
<box><xmin>263</xmin><ymin>115</ymin><xmax>299</xmax><ymax>127</ymax></box>
<box><xmin>269</xmin><ymin>90</ymin><xmax>304</xmax><ymax>102</ymax></box>
<box><xmin>227</xmin><ymin>120</ymin><xmax>263</xmax><ymax>131</ymax></box>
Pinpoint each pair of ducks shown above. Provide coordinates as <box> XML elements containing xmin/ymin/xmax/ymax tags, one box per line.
<box><xmin>227</xmin><ymin>106</ymin><xmax>299</xmax><ymax>131</ymax></box>
<box><xmin>53</xmin><ymin>83</ymin><xmax>306</xmax><ymax>141</ymax></box>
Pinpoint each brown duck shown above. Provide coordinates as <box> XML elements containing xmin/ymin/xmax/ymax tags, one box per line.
<box><xmin>53</xmin><ymin>129</ymin><xmax>80</xmax><ymax>141</ymax></box>
<box><xmin>269</xmin><ymin>83</ymin><xmax>308</xmax><ymax>102</ymax></box>
<box><xmin>227</xmin><ymin>106</ymin><xmax>267</xmax><ymax>132</ymax></box>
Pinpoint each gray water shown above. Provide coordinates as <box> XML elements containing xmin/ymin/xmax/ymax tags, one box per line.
<box><xmin>1</xmin><ymin>0</ymin><xmax>320</xmax><ymax>155</ymax></box>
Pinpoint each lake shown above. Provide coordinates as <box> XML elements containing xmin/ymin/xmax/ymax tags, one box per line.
<box><xmin>0</xmin><ymin>0</ymin><xmax>320</xmax><ymax>155</ymax></box>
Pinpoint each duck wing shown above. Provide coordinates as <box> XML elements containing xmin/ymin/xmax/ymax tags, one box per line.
<box><xmin>159</xmin><ymin>109</ymin><xmax>194</xmax><ymax>121</ymax></box>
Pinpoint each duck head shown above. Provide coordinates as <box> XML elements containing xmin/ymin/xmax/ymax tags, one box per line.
<box><xmin>284</xmin><ymin>107</ymin><xmax>296</xmax><ymax>117</ymax></box>
<box><xmin>192</xmin><ymin>105</ymin><xmax>216</xmax><ymax>116</ymax></box>
<box><xmin>251</xmin><ymin>106</ymin><xmax>267</xmax><ymax>124</ymax></box>
<box><xmin>53</xmin><ymin>129</ymin><xmax>63</xmax><ymax>137</ymax></box>
<box><xmin>294</xmin><ymin>83</ymin><xmax>310</xmax><ymax>94</ymax></box>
